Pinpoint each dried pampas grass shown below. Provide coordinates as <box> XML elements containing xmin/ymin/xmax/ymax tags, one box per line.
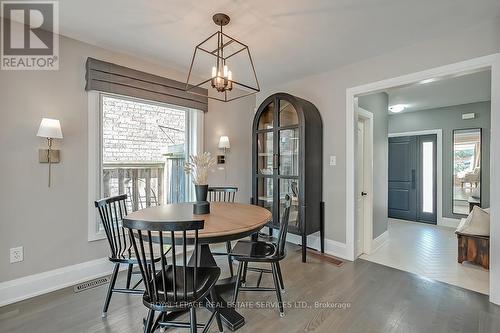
<box><xmin>184</xmin><ymin>152</ymin><xmax>216</xmax><ymax>185</ymax></box>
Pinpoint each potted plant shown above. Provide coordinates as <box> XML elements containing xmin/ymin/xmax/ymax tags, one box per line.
<box><xmin>184</xmin><ymin>152</ymin><xmax>216</xmax><ymax>214</ymax></box>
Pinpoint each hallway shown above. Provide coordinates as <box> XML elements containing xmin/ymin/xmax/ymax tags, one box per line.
<box><xmin>361</xmin><ymin>219</ymin><xmax>489</xmax><ymax>294</ymax></box>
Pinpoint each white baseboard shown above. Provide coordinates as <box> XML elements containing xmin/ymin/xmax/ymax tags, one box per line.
<box><xmin>286</xmin><ymin>232</ymin><xmax>350</xmax><ymax>261</ymax></box>
<box><xmin>439</xmin><ymin>217</ymin><xmax>461</xmax><ymax>229</ymax></box>
<box><xmin>370</xmin><ymin>230</ymin><xmax>388</xmax><ymax>254</ymax></box>
<box><xmin>0</xmin><ymin>257</ymin><xmax>122</xmax><ymax>307</ymax></box>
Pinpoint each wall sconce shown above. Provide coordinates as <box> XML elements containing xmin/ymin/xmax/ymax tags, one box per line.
<box><xmin>217</xmin><ymin>135</ymin><xmax>230</xmax><ymax>164</ymax></box>
<box><xmin>37</xmin><ymin>118</ymin><xmax>63</xmax><ymax>187</ymax></box>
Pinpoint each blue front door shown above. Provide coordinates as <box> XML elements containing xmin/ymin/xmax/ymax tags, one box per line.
<box><xmin>388</xmin><ymin>136</ymin><xmax>417</xmax><ymax>221</ymax></box>
<box><xmin>388</xmin><ymin>135</ymin><xmax>437</xmax><ymax>224</ymax></box>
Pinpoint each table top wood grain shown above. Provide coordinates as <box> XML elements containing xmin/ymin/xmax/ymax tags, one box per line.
<box><xmin>124</xmin><ymin>202</ymin><xmax>272</xmax><ymax>243</ymax></box>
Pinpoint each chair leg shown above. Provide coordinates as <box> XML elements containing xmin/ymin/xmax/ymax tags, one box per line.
<box><xmin>232</xmin><ymin>261</ymin><xmax>244</xmax><ymax>307</ymax></box>
<box><xmin>126</xmin><ymin>263</ymin><xmax>133</xmax><ymax>289</ymax></box>
<box><xmin>275</xmin><ymin>262</ymin><xmax>285</xmax><ymax>291</ymax></box>
<box><xmin>226</xmin><ymin>241</ymin><xmax>234</xmax><ymax>277</ymax></box>
<box><xmin>271</xmin><ymin>263</ymin><xmax>284</xmax><ymax>317</ymax></box>
<box><xmin>241</xmin><ymin>262</ymin><xmax>248</xmax><ymax>286</ymax></box>
<box><xmin>190</xmin><ymin>306</ymin><xmax>197</xmax><ymax>333</ymax></box>
<box><xmin>143</xmin><ymin>309</ymin><xmax>155</xmax><ymax>333</ymax></box>
<box><xmin>210</xmin><ymin>288</ymin><xmax>224</xmax><ymax>333</ymax></box>
<box><xmin>102</xmin><ymin>263</ymin><xmax>120</xmax><ymax>318</ymax></box>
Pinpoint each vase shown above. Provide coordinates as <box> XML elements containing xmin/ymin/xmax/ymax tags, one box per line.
<box><xmin>193</xmin><ymin>184</ymin><xmax>210</xmax><ymax>214</ymax></box>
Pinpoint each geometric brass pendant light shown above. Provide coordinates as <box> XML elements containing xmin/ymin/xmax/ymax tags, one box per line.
<box><xmin>185</xmin><ymin>13</ymin><xmax>260</xmax><ymax>102</ymax></box>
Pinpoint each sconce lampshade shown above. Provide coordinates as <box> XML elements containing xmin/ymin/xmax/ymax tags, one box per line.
<box><xmin>37</xmin><ymin>118</ymin><xmax>63</xmax><ymax>139</ymax></box>
<box><xmin>218</xmin><ymin>136</ymin><xmax>230</xmax><ymax>149</ymax></box>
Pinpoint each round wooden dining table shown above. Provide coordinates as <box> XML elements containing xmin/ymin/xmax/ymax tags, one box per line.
<box><xmin>124</xmin><ymin>201</ymin><xmax>272</xmax><ymax>331</ymax></box>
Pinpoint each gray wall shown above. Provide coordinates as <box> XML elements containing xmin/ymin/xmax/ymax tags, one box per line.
<box><xmin>0</xmin><ymin>32</ymin><xmax>254</xmax><ymax>282</ymax></box>
<box><xmin>257</xmin><ymin>20</ymin><xmax>500</xmax><ymax>244</ymax></box>
<box><xmin>388</xmin><ymin>102</ymin><xmax>491</xmax><ymax>219</ymax></box>
<box><xmin>1</xmin><ymin>16</ymin><xmax>500</xmax><ymax>283</ymax></box>
<box><xmin>358</xmin><ymin>93</ymin><xmax>389</xmax><ymax>239</ymax></box>
<box><xmin>205</xmin><ymin>96</ymin><xmax>256</xmax><ymax>205</ymax></box>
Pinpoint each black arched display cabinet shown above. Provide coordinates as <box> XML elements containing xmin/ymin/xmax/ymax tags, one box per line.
<box><xmin>252</xmin><ymin>92</ymin><xmax>324</xmax><ymax>262</ymax></box>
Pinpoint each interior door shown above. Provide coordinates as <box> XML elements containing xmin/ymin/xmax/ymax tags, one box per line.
<box><xmin>356</xmin><ymin>120</ymin><xmax>365</xmax><ymax>257</ymax></box>
<box><xmin>388</xmin><ymin>136</ymin><xmax>417</xmax><ymax>221</ymax></box>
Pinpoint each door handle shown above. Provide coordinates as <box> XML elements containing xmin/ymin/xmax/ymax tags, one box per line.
<box><xmin>361</xmin><ymin>192</ymin><xmax>368</xmax><ymax>196</ymax></box>
<box><xmin>273</xmin><ymin>154</ymin><xmax>279</xmax><ymax>169</ymax></box>
<box><xmin>411</xmin><ymin>169</ymin><xmax>416</xmax><ymax>189</ymax></box>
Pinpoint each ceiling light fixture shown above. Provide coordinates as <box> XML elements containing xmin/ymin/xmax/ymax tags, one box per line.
<box><xmin>419</xmin><ymin>78</ymin><xmax>437</xmax><ymax>84</ymax></box>
<box><xmin>185</xmin><ymin>13</ymin><xmax>260</xmax><ymax>102</ymax></box>
<box><xmin>388</xmin><ymin>104</ymin><xmax>406</xmax><ymax>113</ymax></box>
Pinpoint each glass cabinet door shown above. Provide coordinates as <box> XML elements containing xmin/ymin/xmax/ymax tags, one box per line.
<box><xmin>257</xmin><ymin>177</ymin><xmax>274</xmax><ymax>212</ymax></box>
<box><xmin>279</xmin><ymin>128</ymin><xmax>299</xmax><ymax>176</ymax></box>
<box><xmin>277</xmin><ymin>99</ymin><xmax>300</xmax><ymax>230</ymax></box>
<box><xmin>258</xmin><ymin>101</ymin><xmax>274</xmax><ymax>130</ymax></box>
<box><xmin>278</xmin><ymin>99</ymin><xmax>299</xmax><ymax>176</ymax></box>
<box><xmin>257</xmin><ymin>131</ymin><xmax>274</xmax><ymax>175</ymax></box>
<box><xmin>279</xmin><ymin>100</ymin><xmax>298</xmax><ymax>127</ymax></box>
<box><xmin>255</xmin><ymin>97</ymin><xmax>301</xmax><ymax>231</ymax></box>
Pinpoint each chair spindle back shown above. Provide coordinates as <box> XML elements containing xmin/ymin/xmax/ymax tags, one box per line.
<box><xmin>208</xmin><ymin>186</ymin><xmax>238</xmax><ymax>203</ymax></box>
<box><xmin>277</xmin><ymin>195</ymin><xmax>291</xmax><ymax>256</ymax></box>
<box><xmin>95</xmin><ymin>194</ymin><xmax>131</xmax><ymax>259</ymax></box>
<box><xmin>123</xmin><ymin>218</ymin><xmax>204</xmax><ymax>305</ymax></box>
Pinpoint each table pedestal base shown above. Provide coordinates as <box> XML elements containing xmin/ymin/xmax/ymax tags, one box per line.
<box><xmin>186</xmin><ymin>244</ymin><xmax>245</xmax><ymax>331</ymax></box>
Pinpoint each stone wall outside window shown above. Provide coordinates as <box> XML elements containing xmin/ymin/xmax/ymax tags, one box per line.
<box><xmin>102</xmin><ymin>95</ymin><xmax>186</xmax><ymax>163</ymax></box>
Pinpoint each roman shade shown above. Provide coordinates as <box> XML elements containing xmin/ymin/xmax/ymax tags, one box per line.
<box><xmin>85</xmin><ymin>57</ymin><xmax>208</xmax><ymax>112</ymax></box>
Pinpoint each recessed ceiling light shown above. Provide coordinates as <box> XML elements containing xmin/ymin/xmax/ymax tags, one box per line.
<box><xmin>419</xmin><ymin>78</ymin><xmax>437</xmax><ymax>84</ymax></box>
<box><xmin>388</xmin><ymin>104</ymin><xmax>406</xmax><ymax>113</ymax></box>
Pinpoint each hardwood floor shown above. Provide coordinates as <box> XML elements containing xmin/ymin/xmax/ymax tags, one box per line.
<box><xmin>1</xmin><ymin>243</ymin><xmax>500</xmax><ymax>333</ymax></box>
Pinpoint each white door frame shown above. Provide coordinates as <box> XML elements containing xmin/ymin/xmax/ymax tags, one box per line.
<box><xmin>388</xmin><ymin>129</ymin><xmax>443</xmax><ymax>226</ymax></box>
<box><xmin>356</xmin><ymin>105</ymin><xmax>374</xmax><ymax>255</ymax></box>
<box><xmin>345</xmin><ymin>53</ymin><xmax>500</xmax><ymax>305</ymax></box>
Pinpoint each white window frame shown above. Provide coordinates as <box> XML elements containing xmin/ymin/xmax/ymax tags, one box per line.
<box><xmin>87</xmin><ymin>92</ymin><xmax>204</xmax><ymax>241</ymax></box>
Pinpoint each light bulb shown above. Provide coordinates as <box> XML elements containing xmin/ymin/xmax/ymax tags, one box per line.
<box><xmin>228</xmin><ymin>70</ymin><xmax>232</xmax><ymax>81</ymax></box>
<box><xmin>211</xmin><ymin>66</ymin><xmax>216</xmax><ymax>78</ymax></box>
<box><xmin>388</xmin><ymin>104</ymin><xmax>406</xmax><ymax>113</ymax></box>
<box><xmin>223</xmin><ymin>65</ymin><xmax>228</xmax><ymax>77</ymax></box>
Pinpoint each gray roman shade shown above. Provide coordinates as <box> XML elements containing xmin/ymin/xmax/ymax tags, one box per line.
<box><xmin>85</xmin><ymin>57</ymin><xmax>208</xmax><ymax>112</ymax></box>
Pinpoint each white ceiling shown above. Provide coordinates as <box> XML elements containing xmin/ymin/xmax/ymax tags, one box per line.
<box><xmin>18</xmin><ymin>1</ymin><xmax>500</xmax><ymax>87</ymax></box>
<box><xmin>386</xmin><ymin>70</ymin><xmax>491</xmax><ymax>113</ymax></box>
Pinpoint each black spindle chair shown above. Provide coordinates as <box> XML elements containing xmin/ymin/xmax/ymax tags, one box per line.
<box><xmin>123</xmin><ymin>217</ymin><xmax>223</xmax><ymax>333</ymax></box>
<box><xmin>230</xmin><ymin>195</ymin><xmax>291</xmax><ymax>317</ymax></box>
<box><xmin>95</xmin><ymin>194</ymin><xmax>170</xmax><ymax>318</ymax></box>
<box><xmin>208</xmin><ymin>186</ymin><xmax>238</xmax><ymax>277</ymax></box>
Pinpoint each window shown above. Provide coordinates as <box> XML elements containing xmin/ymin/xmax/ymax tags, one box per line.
<box><xmin>422</xmin><ymin>141</ymin><xmax>434</xmax><ymax>213</ymax></box>
<box><xmin>88</xmin><ymin>93</ymin><xmax>204</xmax><ymax>241</ymax></box>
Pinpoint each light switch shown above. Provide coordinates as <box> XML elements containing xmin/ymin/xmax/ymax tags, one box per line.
<box><xmin>329</xmin><ymin>155</ymin><xmax>336</xmax><ymax>166</ymax></box>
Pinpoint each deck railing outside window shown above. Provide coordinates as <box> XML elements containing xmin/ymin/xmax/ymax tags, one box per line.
<box><xmin>103</xmin><ymin>159</ymin><xmax>185</xmax><ymax>212</ymax></box>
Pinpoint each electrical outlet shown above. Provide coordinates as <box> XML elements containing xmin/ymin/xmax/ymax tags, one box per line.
<box><xmin>10</xmin><ymin>246</ymin><xmax>23</xmax><ymax>263</ymax></box>
<box><xmin>329</xmin><ymin>155</ymin><xmax>337</xmax><ymax>166</ymax></box>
